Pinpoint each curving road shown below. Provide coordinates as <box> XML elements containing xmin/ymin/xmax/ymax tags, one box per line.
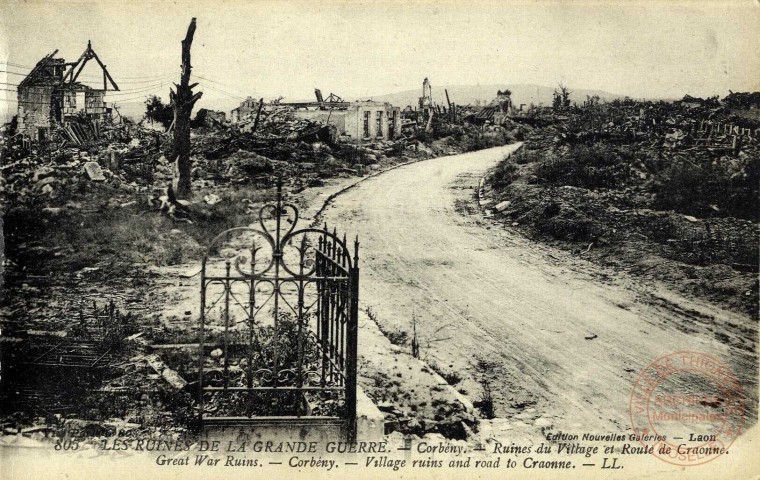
<box><xmin>321</xmin><ymin>144</ymin><xmax>756</xmax><ymax>436</ymax></box>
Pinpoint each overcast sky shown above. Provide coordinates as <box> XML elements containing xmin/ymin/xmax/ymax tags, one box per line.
<box><xmin>1</xmin><ymin>0</ymin><xmax>758</xmax><ymax>116</ymax></box>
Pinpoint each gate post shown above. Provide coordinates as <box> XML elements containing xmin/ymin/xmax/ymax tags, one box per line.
<box><xmin>346</xmin><ymin>239</ymin><xmax>359</xmax><ymax>442</ymax></box>
<box><xmin>198</xmin><ymin>256</ymin><xmax>207</xmax><ymax>429</ymax></box>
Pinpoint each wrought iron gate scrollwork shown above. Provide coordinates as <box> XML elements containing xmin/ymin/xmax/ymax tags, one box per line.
<box><xmin>198</xmin><ymin>182</ymin><xmax>359</xmax><ymax>438</ymax></box>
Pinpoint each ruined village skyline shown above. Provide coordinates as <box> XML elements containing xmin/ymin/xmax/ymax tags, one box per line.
<box><xmin>2</xmin><ymin>1</ymin><xmax>759</xmax><ymax>122</ymax></box>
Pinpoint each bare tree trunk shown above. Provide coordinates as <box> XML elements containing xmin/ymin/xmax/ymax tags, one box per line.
<box><xmin>170</xmin><ymin>18</ymin><xmax>202</xmax><ymax>198</ymax></box>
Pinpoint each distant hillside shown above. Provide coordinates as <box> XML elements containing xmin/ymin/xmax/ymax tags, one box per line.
<box><xmin>365</xmin><ymin>84</ymin><xmax>626</xmax><ymax>109</ymax></box>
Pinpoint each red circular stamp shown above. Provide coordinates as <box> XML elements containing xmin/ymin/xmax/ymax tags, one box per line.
<box><xmin>629</xmin><ymin>351</ymin><xmax>745</xmax><ymax>466</ymax></box>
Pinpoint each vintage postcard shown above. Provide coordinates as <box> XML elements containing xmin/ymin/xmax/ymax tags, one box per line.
<box><xmin>0</xmin><ymin>1</ymin><xmax>758</xmax><ymax>479</ymax></box>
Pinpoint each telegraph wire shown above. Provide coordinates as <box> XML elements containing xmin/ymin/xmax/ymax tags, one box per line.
<box><xmin>192</xmin><ymin>73</ymin><xmax>251</xmax><ymax>97</ymax></box>
<box><xmin>0</xmin><ymin>63</ymin><xmax>177</xmax><ymax>83</ymax></box>
<box><xmin>192</xmin><ymin>73</ymin><xmax>247</xmax><ymax>91</ymax></box>
<box><xmin>102</xmin><ymin>80</ymin><xmax>174</xmax><ymax>96</ymax></box>
<box><xmin>0</xmin><ymin>79</ymin><xmax>175</xmax><ymax>95</ymax></box>
<box><xmin>0</xmin><ymin>70</ymin><xmax>176</xmax><ymax>85</ymax></box>
<box><xmin>194</xmin><ymin>80</ymin><xmax>247</xmax><ymax>101</ymax></box>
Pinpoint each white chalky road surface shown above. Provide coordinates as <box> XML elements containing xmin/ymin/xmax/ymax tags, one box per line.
<box><xmin>321</xmin><ymin>143</ymin><xmax>756</xmax><ymax>436</ymax></box>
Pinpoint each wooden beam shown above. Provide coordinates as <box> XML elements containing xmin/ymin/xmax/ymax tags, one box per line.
<box><xmin>64</xmin><ymin>48</ymin><xmax>88</xmax><ymax>84</ymax></box>
<box><xmin>88</xmin><ymin>48</ymin><xmax>119</xmax><ymax>90</ymax></box>
<box><xmin>278</xmin><ymin>101</ymin><xmax>350</xmax><ymax>109</ymax></box>
<box><xmin>19</xmin><ymin>50</ymin><xmax>58</xmax><ymax>89</ymax></box>
<box><xmin>70</xmin><ymin>57</ymin><xmax>90</xmax><ymax>84</ymax></box>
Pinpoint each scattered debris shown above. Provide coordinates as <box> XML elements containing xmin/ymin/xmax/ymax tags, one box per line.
<box><xmin>146</xmin><ymin>354</ymin><xmax>188</xmax><ymax>390</ymax></box>
<box><xmin>494</xmin><ymin>200</ymin><xmax>511</xmax><ymax>212</ymax></box>
<box><xmin>83</xmin><ymin>161</ymin><xmax>106</xmax><ymax>181</ymax></box>
<box><xmin>203</xmin><ymin>193</ymin><xmax>221</xmax><ymax>205</ymax></box>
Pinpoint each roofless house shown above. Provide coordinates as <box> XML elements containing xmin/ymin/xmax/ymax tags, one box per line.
<box><xmin>17</xmin><ymin>41</ymin><xmax>119</xmax><ymax>142</ymax></box>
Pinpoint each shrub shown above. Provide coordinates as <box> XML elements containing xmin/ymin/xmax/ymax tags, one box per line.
<box><xmin>386</xmin><ymin>330</ymin><xmax>409</xmax><ymax>346</ymax></box>
<box><xmin>429</xmin><ymin>363</ymin><xmax>462</xmax><ymax>385</ymax></box>
<box><xmin>654</xmin><ymin>155</ymin><xmax>759</xmax><ymax>221</ymax></box>
<box><xmin>490</xmin><ymin>162</ymin><xmax>519</xmax><ymax>189</ymax></box>
<box><xmin>536</xmin><ymin>143</ymin><xmax>631</xmax><ymax>189</ymax></box>
<box><xmin>459</xmin><ymin>130</ymin><xmax>513</xmax><ymax>152</ymax></box>
<box><xmin>512</xmin><ymin>149</ymin><xmax>539</xmax><ymax>165</ymax></box>
<box><xmin>535</xmin><ymin>212</ymin><xmax>605</xmax><ymax>242</ymax></box>
<box><xmin>475</xmin><ymin>379</ymin><xmax>495</xmax><ymax>419</ymax></box>
<box><xmin>442</xmin><ymin>371</ymin><xmax>462</xmax><ymax>385</ymax></box>
<box><xmin>365</xmin><ymin>306</ymin><xmax>408</xmax><ymax>346</ymax></box>
<box><xmin>235</xmin><ymin>156</ymin><xmax>274</xmax><ymax>177</ymax></box>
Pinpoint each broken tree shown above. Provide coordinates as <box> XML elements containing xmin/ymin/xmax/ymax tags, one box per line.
<box><xmin>170</xmin><ymin>18</ymin><xmax>203</xmax><ymax>198</ymax></box>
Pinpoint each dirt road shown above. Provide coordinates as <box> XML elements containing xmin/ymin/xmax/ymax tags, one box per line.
<box><xmin>321</xmin><ymin>144</ymin><xmax>757</xmax><ymax>436</ymax></box>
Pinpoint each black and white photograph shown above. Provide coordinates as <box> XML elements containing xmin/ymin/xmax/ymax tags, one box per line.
<box><xmin>0</xmin><ymin>1</ymin><xmax>758</xmax><ymax>479</ymax></box>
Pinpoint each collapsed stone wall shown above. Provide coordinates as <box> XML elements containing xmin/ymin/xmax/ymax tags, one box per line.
<box><xmin>17</xmin><ymin>85</ymin><xmax>54</xmax><ymax>139</ymax></box>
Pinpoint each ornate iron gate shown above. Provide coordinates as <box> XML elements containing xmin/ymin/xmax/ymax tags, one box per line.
<box><xmin>198</xmin><ymin>183</ymin><xmax>359</xmax><ymax>438</ymax></box>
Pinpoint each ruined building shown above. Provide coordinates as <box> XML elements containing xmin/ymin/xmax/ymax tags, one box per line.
<box><xmin>248</xmin><ymin>89</ymin><xmax>402</xmax><ymax>143</ymax></box>
<box><xmin>474</xmin><ymin>89</ymin><xmax>515</xmax><ymax>125</ymax></box>
<box><xmin>493</xmin><ymin>89</ymin><xmax>513</xmax><ymax>124</ymax></box>
<box><xmin>494</xmin><ymin>89</ymin><xmax>513</xmax><ymax>112</ymax></box>
<box><xmin>292</xmin><ymin>101</ymin><xmax>401</xmax><ymax>142</ymax></box>
<box><xmin>418</xmin><ymin>77</ymin><xmax>434</xmax><ymax>123</ymax></box>
<box><xmin>230</xmin><ymin>96</ymin><xmax>259</xmax><ymax>123</ymax></box>
<box><xmin>17</xmin><ymin>42</ymin><xmax>119</xmax><ymax>141</ymax></box>
<box><xmin>343</xmin><ymin>101</ymin><xmax>401</xmax><ymax>142</ymax></box>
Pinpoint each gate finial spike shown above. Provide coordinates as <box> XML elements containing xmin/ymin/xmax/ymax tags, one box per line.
<box><xmin>342</xmin><ymin>233</ymin><xmax>348</xmax><ymax>265</ymax></box>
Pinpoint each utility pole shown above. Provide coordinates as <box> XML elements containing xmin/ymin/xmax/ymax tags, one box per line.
<box><xmin>170</xmin><ymin>18</ymin><xmax>203</xmax><ymax>198</ymax></box>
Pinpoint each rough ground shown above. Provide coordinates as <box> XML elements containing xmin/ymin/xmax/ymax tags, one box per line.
<box><xmin>0</xmin><ymin>120</ymin><xmax>518</xmax><ymax>440</ymax></box>
<box><xmin>319</xmin><ymin>143</ymin><xmax>757</xmax><ymax>439</ymax></box>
